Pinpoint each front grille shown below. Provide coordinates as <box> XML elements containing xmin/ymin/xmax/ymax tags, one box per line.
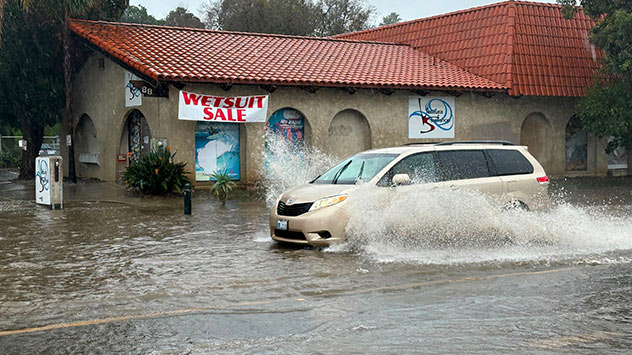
<box><xmin>274</xmin><ymin>229</ymin><xmax>306</xmax><ymax>241</ymax></box>
<box><xmin>277</xmin><ymin>201</ymin><xmax>313</xmax><ymax>216</ymax></box>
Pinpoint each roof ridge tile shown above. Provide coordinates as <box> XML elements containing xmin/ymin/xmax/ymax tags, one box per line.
<box><xmin>69</xmin><ymin>18</ymin><xmax>407</xmax><ymax>47</ymax></box>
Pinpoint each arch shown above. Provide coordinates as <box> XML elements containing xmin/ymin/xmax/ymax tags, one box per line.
<box><xmin>119</xmin><ymin>109</ymin><xmax>151</xmax><ymax>163</ymax></box>
<box><xmin>195</xmin><ymin>121</ymin><xmax>241</xmax><ymax>181</ymax></box>
<box><xmin>565</xmin><ymin>115</ymin><xmax>587</xmax><ymax>171</ymax></box>
<box><xmin>267</xmin><ymin>107</ymin><xmax>311</xmax><ymax>146</ymax></box>
<box><xmin>76</xmin><ymin>114</ymin><xmax>100</xmax><ymax>164</ymax></box>
<box><xmin>520</xmin><ymin>112</ymin><xmax>551</xmax><ymax>163</ymax></box>
<box><xmin>327</xmin><ymin>109</ymin><xmax>371</xmax><ymax>159</ymax></box>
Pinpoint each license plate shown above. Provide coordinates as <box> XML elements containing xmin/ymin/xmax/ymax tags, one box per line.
<box><xmin>276</xmin><ymin>219</ymin><xmax>288</xmax><ymax>231</ymax></box>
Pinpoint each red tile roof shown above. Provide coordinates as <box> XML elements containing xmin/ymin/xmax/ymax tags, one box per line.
<box><xmin>336</xmin><ymin>1</ymin><xmax>599</xmax><ymax>97</ymax></box>
<box><xmin>69</xmin><ymin>19</ymin><xmax>504</xmax><ymax>92</ymax></box>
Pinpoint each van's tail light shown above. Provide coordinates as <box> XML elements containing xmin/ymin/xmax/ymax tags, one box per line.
<box><xmin>536</xmin><ymin>175</ymin><xmax>549</xmax><ymax>185</ymax></box>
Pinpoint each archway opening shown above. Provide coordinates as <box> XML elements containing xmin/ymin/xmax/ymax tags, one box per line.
<box><xmin>75</xmin><ymin>114</ymin><xmax>100</xmax><ymax>178</ymax></box>
<box><xmin>565</xmin><ymin>115</ymin><xmax>587</xmax><ymax>171</ymax></box>
<box><xmin>267</xmin><ymin>107</ymin><xmax>310</xmax><ymax>146</ymax></box>
<box><xmin>119</xmin><ymin>109</ymin><xmax>151</xmax><ymax>163</ymax></box>
<box><xmin>327</xmin><ymin>109</ymin><xmax>371</xmax><ymax>159</ymax></box>
<box><xmin>520</xmin><ymin>112</ymin><xmax>550</xmax><ymax>163</ymax></box>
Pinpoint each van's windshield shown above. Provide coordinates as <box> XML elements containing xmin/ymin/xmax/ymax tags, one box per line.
<box><xmin>312</xmin><ymin>153</ymin><xmax>399</xmax><ymax>185</ymax></box>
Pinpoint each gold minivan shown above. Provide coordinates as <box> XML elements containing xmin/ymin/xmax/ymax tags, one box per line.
<box><xmin>270</xmin><ymin>141</ymin><xmax>550</xmax><ymax>247</ymax></box>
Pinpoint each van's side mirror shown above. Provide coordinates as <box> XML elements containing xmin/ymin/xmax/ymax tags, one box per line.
<box><xmin>392</xmin><ymin>173</ymin><xmax>411</xmax><ymax>185</ymax></box>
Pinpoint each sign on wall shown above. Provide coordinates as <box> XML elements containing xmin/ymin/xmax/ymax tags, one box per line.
<box><xmin>267</xmin><ymin>108</ymin><xmax>305</xmax><ymax>143</ymax></box>
<box><xmin>408</xmin><ymin>96</ymin><xmax>455</xmax><ymax>139</ymax></box>
<box><xmin>195</xmin><ymin>122</ymin><xmax>240</xmax><ymax>181</ymax></box>
<box><xmin>179</xmin><ymin>90</ymin><xmax>268</xmax><ymax>123</ymax></box>
<box><xmin>125</xmin><ymin>71</ymin><xmax>142</xmax><ymax>107</ymax></box>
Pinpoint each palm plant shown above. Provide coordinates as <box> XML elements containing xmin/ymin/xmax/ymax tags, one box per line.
<box><xmin>209</xmin><ymin>170</ymin><xmax>236</xmax><ymax>204</ymax></box>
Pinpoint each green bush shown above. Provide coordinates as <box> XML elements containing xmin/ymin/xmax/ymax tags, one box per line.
<box><xmin>123</xmin><ymin>148</ymin><xmax>190</xmax><ymax>195</ymax></box>
<box><xmin>0</xmin><ymin>152</ymin><xmax>20</xmax><ymax>169</ymax></box>
<box><xmin>209</xmin><ymin>170</ymin><xmax>236</xmax><ymax>204</ymax></box>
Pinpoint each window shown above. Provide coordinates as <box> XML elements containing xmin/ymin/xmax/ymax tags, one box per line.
<box><xmin>313</xmin><ymin>153</ymin><xmax>398</xmax><ymax>185</ymax></box>
<box><xmin>379</xmin><ymin>152</ymin><xmax>436</xmax><ymax>186</ymax></box>
<box><xmin>487</xmin><ymin>149</ymin><xmax>533</xmax><ymax>176</ymax></box>
<box><xmin>435</xmin><ymin>150</ymin><xmax>490</xmax><ymax>181</ymax></box>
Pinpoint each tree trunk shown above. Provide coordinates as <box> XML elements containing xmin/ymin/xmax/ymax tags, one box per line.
<box><xmin>17</xmin><ymin>114</ymin><xmax>44</xmax><ymax>180</ymax></box>
<box><xmin>63</xmin><ymin>15</ymin><xmax>77</xmax><ymax>183</ymax></box>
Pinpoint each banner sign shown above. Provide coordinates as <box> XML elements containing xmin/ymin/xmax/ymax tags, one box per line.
<box><xmin>408</xmin><ymin>96</ymin><xmax>455</xmax><ymax>139</ymax></box>
<box><xmin>178</xmin><ymin>91</ymin><xmax>268</xmax><ymax>123</ymax></box>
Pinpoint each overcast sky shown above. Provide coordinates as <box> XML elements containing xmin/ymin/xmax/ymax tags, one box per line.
<box><xmin>129</xmin><ymin>0</ymin><xmax>558</xmax><ymax>23</ymax></box>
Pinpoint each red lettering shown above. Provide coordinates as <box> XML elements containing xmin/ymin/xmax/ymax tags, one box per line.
<box><xmin>203</xmin><ymin>107</ymin><xmax>214</xmax><ymax>120</ymax></box>
<box><xmin>213</xmin><ymin>97</ymin><xmax>223</xmax><ymax>107</ymax></box>
<box><xmin>254</xmin><ymin>96</ymin><xmax>265</xmax><ymax>108</ymax></box>
<box><xmin>182</xmin><ymin>92</ymin><xmax>200</xmax><ymax>105</ymax></box>
<box><xmin>223</xmin><ymin>97</ymin><xmax>235</xmax><ymax>108</ymax></box>
<box><xmin>237</xmin><ymin>109</ymin><xmax>246</xmax><ymax>122</ymax></box>
<box><xmin>227</xmin><ymin>109</ymin><xmax>236</xmax><ymax>121</ymax></box>
<box><xmin>201</xmin><ymin>95</ymin><xmax>211</xmax><ymax>106</ymax></box>
<box><xmin>235</xmin><ymin>97</ymin><xmax>248</xmax><ymax>109</ymax></box>
<box><xmin>215</xmin><ymin>109</ymin><xmax>227</xmax><ymax>121</ymax></box>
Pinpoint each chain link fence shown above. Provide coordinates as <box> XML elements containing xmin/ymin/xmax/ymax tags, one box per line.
<box><xmin>0</xmin><ymin>135</ymin><xmax>60</xmax><ymax>168</ymax></box>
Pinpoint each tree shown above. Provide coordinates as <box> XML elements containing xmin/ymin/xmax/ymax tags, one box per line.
<box><xmin>379</xmin><ymin>12</ymin><xmax>400</xmax><ymax>26</ymax></box>
<box><xmin>119</xmin><ymin>4</ymin><xmax>163</xmax><ymax>25</ymax></box>
<box><xmin>0</xmin><ymin>0</ymin><xmax>64</xmax><ymax>178</ymax></box>
<box><xmin>202</xmin><ymin>0</ymin><xmax>320</xmax><ymax>35</ymax></box>
<box><xmin>164</xmin><ymin>6</ymin><xmax>205</xmax><ymax>28</ymax></box>
<box><xmin>0</xmin><ymin>0</ymin><xmax>127</xmax><ymax>180</ymax></box>
<box><xmin>314</xmin><ymin>0</ymin><xmax>375</xmax><ymax>36</ymax></box>
<box><xmin>202</xmin><ymin>0</ymin><xmax>374</xmax><ymax>36</ymax></box>
<box><xmin>558</xmin><ymin>0</ymin><xmax>632</xmax><ymax>152</ymax></box>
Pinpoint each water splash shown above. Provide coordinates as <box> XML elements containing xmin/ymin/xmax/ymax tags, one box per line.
<box><xmin>262</xmin><ymin>139</ymin><xmax>632</xmax><ymax>265</ymax></box>
<box><xmin>341</xmin><ymin>184</ymin><xmax>632</xmax><ymax>265</ymax></box>
<box><xmin>262</xmin><ymin>132</ymin><xmax>338</xmax><ymax>208</ymax></box>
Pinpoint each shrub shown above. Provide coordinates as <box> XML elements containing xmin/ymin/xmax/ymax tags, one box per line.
<box><xmin>209</xmin><ymin>170</ymin><xmax>236</xmax><ymax>204</ymax></box>
<box><xmin>0</xmin><ymin>152</ymin><xmax>20</xmax><ymax>169</ymax></box>
<box><xmin>123</xmin><ymin>148</ymin><xmax>190</xmax><ymax>195</ymax></box>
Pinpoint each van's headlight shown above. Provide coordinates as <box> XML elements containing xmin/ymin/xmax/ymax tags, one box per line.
<box><xmin>309</xmin><ymin>194</ymin><xmax>348</xmax><ymax>212</ymax></box>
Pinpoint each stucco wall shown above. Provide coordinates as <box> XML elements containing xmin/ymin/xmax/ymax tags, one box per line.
<box><xmin>65</xmin><ymin>54</ymin><xmax>612</xmax><ymax>185</ymax></box>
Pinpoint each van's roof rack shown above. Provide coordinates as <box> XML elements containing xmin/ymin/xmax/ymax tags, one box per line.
<box><xmin>405</xmin><ymin>142</ymin><xmax>440</xmax><ymax>146</ymax></box>
<box><xmin>436</xmin><ymin>140</ymin><xmax>515</xmax><ymax>146</ymax></box>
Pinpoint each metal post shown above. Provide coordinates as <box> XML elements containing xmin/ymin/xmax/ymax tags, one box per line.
<box><xmin>184</xmin><ymin>183</ymin><xmax>191</xmax><ymax>215</ymax></box>
<box><xmin>0</xmin><ymin>134</ymin><xmax>3</xmax><ymax>155</ymax></box>
<box><xmin>51</xmin><ymin>183</ymin><xmax>55</xmax><ymax>210</ymax></box>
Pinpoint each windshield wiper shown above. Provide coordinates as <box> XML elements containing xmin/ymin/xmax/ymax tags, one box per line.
<box><xmin>332</xmin><ymin>160</ymin><xmax>352</xmax><ymax>184</ymax></box>
<box><xmin>356</xmin><ymin>161</ymin><xmax>365</xmax><ymax>183</ymax></box>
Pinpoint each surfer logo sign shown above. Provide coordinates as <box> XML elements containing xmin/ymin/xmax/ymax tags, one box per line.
<box><xmin>408</xmin><ymin>96</ymin><xmax>455</xmax><ymax>139</ymax></box>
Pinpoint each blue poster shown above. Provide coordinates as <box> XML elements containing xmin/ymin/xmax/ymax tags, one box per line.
<box><xmin>195</xmin><ymin>122</ymin><xmax>240</xmax><ymax>181</ymax></box>
<box><xmin>267</xmin><ymin>108</ymin><xmax>305</xmax><ymax>143</ymax></box>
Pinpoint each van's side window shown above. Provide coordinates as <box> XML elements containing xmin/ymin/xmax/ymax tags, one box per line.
<box><xmin>436</xmin><ymin>150</ymin><xmax>490</xmax><ymax>181</ymax></box>
<box><xmin>379</xmin><ymin>152</ymin><xmax>436</xmax><ymax>186</ymax></box>
<box><xmin>487</xmin><ymin>149</ymin><xmax>534</xmax><ymax>175</ymax></box>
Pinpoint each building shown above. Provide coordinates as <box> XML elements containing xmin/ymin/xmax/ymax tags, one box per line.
<box><xmin>64</xmin><ymin>0</ymin><xmax>630</xmax><ymax>186</ymax></box>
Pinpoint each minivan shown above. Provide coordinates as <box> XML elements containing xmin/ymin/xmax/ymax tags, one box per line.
<box><xmin>270</xmin><ymin>141</ymin><xmax>550</xmax><ymax>247</ymax></box>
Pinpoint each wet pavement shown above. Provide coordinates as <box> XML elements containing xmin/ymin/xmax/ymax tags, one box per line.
<box><xmin>1</xmin><ymin>171</ymin><xmax>632</xmax><ymax>354</ymax></box>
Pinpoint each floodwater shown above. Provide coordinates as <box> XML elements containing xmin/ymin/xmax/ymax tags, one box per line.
<box><xmin>1</xmin><ymin>165</ymin><xmax>632</xmax><ymax>353</ymax></box>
